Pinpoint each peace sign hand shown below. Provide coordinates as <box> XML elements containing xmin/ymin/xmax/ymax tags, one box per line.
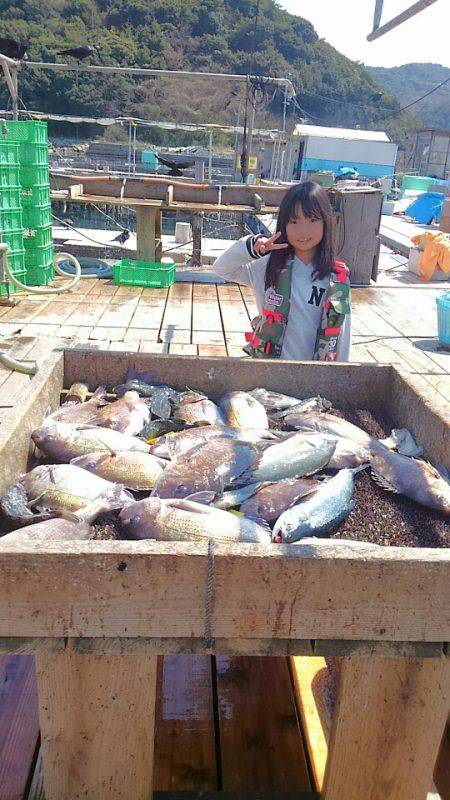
<box><xmin>254</xmin><ymin>231</ymin><xmax>289</xmax><ymax>257</ymax></box>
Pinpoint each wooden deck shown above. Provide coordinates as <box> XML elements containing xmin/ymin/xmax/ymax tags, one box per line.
<box><xmin>0</xmin><ymin>266</ymin><xmax>449</xmax><ymax>408</ymax></box>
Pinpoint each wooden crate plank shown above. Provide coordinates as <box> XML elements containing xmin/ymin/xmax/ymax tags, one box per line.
<box><xmin>138</xmin><ymin>341</ymin><xmax>169</xmax><ymax>354</ymax></box>
<box><xmin>160</xmin><ymin>284</ymin><xmax>192</xmax><ymax>340</ymax></box>
<box><xmin>153</xmin><ymin>655</ymin><xmax>217</xmax><ymax>791</ymax></box>
<box><xmin>290</xmin><ymin>656</ymin><xmax>340</xmax><ymax>792</ymax></box>
<box><xmin>217</xmin><ymin>285</ymin><xmax>250</xmax><ymax>333</ymax></box>
<box><xmin>192</xmin><ymin>285</ymin><xmax>222</xmax><ymax>333</ymax></box>
<box><xmin>35</xmin><ymin>651</ymin><xmax>158</xmax><ymax>800</ymax></box>
<box><xmin>198</xmin><ymin>345</ymin><xmax>228</xmax><ymax>357</ymax></box>
<box><xmin>168</xmin><ymin>344</ymin><xmax>198</xmax><ymax>356</ymax></box>
<box><xmin>323</xmin><ymin>656</ymin><xmax>450</xmax><ymax>800</ymax></box>
<box><xmin>0</xmin><ymin>654</ymin><xmax>40</xmax><ymax>800</ymax></box>
<box><xmin>216</xmin><ymin>656</ymin><xmax>311</xmax><ymax>792</ymax></box>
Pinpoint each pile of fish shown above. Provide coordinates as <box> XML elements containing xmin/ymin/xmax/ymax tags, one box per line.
<box><xmin>1</xmin><ymin>373</ymin><xmax>449</xmax><ymax>546</ymax></box>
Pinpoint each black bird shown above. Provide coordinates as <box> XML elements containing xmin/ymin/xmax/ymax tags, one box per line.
<box><xmin>111</xmin><ymin>229</ymin><xmax>130</xmax><ymax>245</ymax></box>
<box><xmin>0</xmin><ymin>37</ymin><xmax>27</xmax><ymax>60</ymax></box>
<box><xmin>57</xmin><ymin>45</ymin><xmax>95</xmax><ymax>61</ymax></box>
<box><xmin>156</xmin><ymin>155</ymin><xmax>195</xmax><ymax>177</ymax></box>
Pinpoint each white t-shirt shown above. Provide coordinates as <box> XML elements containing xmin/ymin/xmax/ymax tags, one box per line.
<box><xmin>213</xmin><ymin>235</ymin><xmax>351</xmax><ymax>361</ymax></box>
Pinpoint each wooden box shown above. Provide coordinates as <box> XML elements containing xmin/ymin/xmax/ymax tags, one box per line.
<box><xmin>0</xmin><ymin>350</ymin><xmax>449</xmax><ymax>800</ymax></box>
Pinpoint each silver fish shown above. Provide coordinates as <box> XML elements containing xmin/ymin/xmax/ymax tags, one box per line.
<box><xmin>20</xmin><ymin>463</ymin><xmax>130</xmax><ymax>512</ymax></box>
<box><xmin>252</xmin><ymin>433</ymin><xmax>337</xmax><ymax>482</ymax></box>
<box><xmin>213</xmin><ymin>483</ymin><xmax>262</xmax><ymax>510</ymax></box>
<box><xmin>327</xmin><ymin>438</ymin><xmax>370</xmax><ymax>470</ymax></box>
<box><xmin>219</xmin><ymin>391</ymin><xmax>268</xmax><ymax>429</ymax></box>
<box><xmin>370</xmin><ymin>443</ymin><xmax>450</xmax><ymax>515</ymax></box>
<box><xmin>47</xmin><ymin>386</ymin><xmax>108</xmax><ymax>425</ymax></box>
<box><xmin>150</xmin><ymin>425</ymin><xmax>281</xmax><ymax>460</ymax></box>
<box><xmin>152</xmin><ymin>438</ymin><xmax>260</xmax><ymax>499</ymax></box>
<box><xmin>240</xmin><ymin>477</ymin><xmax>321</xmax><ymax>522</ymax></box>
<box><xmin>71</xmin><ymin>450</ymin><xmax>165</xmax><ymax>491</ymax></box>
<box><xmin>119</xmin><ymin>496</ymin><xmax>271</xmax><ymax>544</ymax></box>
<box><xmin>272</xmin><ymin>468</ymin><xmax>361</xmax><ymax>543</ymax></box>
<box><xmin>248</xmin><ymin>388</ymin><xmax>303</xmax><ymax>410</ymax></box>
<box><xmin>31</xmin><ymin>420</ymin><xmax>150</xmax><ymax>462</ymax></box>
<box><xmin>173</xmin><ymin>391</ymin><xmax>225</xmax><ymax>427</ymax></box>
<box><xmin>281</xmin><ymin>411</ymin><xmax>376</xmax><ymax>447</ymax></box>
<box><xmin>91</xmin><ymin>391</ymin><xmax>150</xmax><ymax>436</ymax></box>
<box><xmin>270</xmin><ymin>396</ymin><xmax>332</xmax><ymax>419</ymax></box>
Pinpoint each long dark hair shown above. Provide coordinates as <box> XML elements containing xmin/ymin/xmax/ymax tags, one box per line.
<box><xmin>265</xmin><ymin>181</ymin><xmax>335</xmax><ymax>289</ymax></box>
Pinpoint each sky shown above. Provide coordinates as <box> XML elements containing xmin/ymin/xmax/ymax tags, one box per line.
<box><xmin>278</xmin><ymin>0</ymin><xmax>450</xmax><ymax>68</ymax></box>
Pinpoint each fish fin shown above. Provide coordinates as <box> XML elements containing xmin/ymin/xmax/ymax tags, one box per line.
<box><xmin>167</xmin><ymin>498</ymin><xmax>213</xmax><ymax>514</ymax></box>
<box><xmin>370</xmin><ymin>469</ymin><xmax>400</xmax><ymax>494</ymax></box>
<box><xmin>351</xmin><ymin>463</ymin><xmax>370</xmax><ymax>475</ymax></box>
<box><xmin>26</xmin><ymin>491</ymin><xmax>46</xmax><ymax>507</ymax></box>
<box><xmin>243</xmin><ymin>507</ymin><xmax>270</xmax><ymax>530</ymax></box>
<box><xmin>185</xmin><ymin>491</ymin><xmax>217</xmax><ymax>505</ymax></box>
<box><xmin>436</xmin><ymin>465</ymin><xmax>450</xmax><ymax>484</ymax></box>
<box><xmin>59</xmin><ymin>510</ymin><xmax>80</xmax><ymax>522</ymax></box>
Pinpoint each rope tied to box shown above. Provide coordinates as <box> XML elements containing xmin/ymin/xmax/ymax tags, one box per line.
<box><xmin>204</xmin><ymin>538</ymin><xmax>216</xmax><ymax>649</ymax></box>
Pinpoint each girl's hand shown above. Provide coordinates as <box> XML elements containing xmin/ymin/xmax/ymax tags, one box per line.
<box><xmin>254</xmin><ymin>231</ymin><xmax>288</xmax><ymax>257</ymax></box>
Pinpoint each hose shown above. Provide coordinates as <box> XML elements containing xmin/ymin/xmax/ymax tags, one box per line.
<box><xmin>0</xmin><ymin>245</ymin><xmax>83</xmax><ymax>375</ymax></box>
<box><xmin>1</xmin><ymin>244</ymin><xmax>82</xmax><ymax>294</ymax></box>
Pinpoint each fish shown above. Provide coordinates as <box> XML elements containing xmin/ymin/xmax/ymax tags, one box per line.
<box><xmin>240</xmin><ymin>477</ymin><xmax>321</xmax><ymax>522</ymax></box>
<box><xmin>369</xmin><ymin>443</ymin><xmax>450</xmax><ymax>515</ymax></box>
<box><xmin>152</xmin><ymin>438</ymin><xmax>260</xmax><ymax>499</ymax></box>
<box><xmin>1</xmin><ymin>485</ymin><xmax>127</xmax><ymax>542</ymax></box>
<box><xmin>19</xmin><ymin>464</ymin><xmax>131</xmax><ymax>512</ymax></box>
<box><xmin>91</xmin><ymin>391</ymin><xmax>150</xmax><ymax>436</ymax></box>
<box><xmin>31</xmin><ymin>420</ymin><xmax>150</xmax><ymax>462</ymax></box>
<box><xmin>213</xmin><ymin>483</ymin><xmax>262</xmax><ymax>510</ymax></box>
<box><xmin>281</xmin><ymin>411</ymin><xmax>377</xmax><ymax>447</ymax></box>
<box><xmin>327</xmin><ymin>438</ymin><xmax>370</xmax><ymax>470</ymax></box>
<box><xmin>71</xmin><ymin>450</ymin><xmax>165</xmax><ymax>491</ymax></box>
<box><xmin>0</xmin><ymin>483</ymin><xmax>63</xmax><ymax>526</ymax></box>
<box><xmin>248</xmin><ymin>388</ymin><xmax>304</xmax><ymax>410</ymax></box>
<box><xmin>138</xmin><ymin>418</ymin><xmax>184</xmax><ymax>442</ymax></box>
<box><xmin>252</xmin><ymin>433</ymin><xmax>337</xmax><ymax>482</ymax></box>
<box><xmin>150</xmin><ymin>425</ymin><xmax>281</xmax><ymax>460</ymax></box>
<box><xmin>47</xmin><ymin>386</ymin><xmax>108</xmax><ymax>425</ymax></box>
<box><xmin>114</xmin><ymin>379</ymin><xmax>159</xmax><ymax>398</ymax></box>
<box><xmin>272</xmin><ymin>468</ymin><xmax>361</xmax><ymax>543</ymax></box>
<box><xmin>172</xmin><ymin>391</ymin><xmax>225</xmax><ymax>427</ymax></box>
<box><xmin>149</xmin><ymin>385</ymin><xmax>179</xmax><ymax>419</ymax></box>
<box><xmin>270</xmin><ymin>396</ymin><xmax>332</xmax><ymax>419</ymax></box>
<box><xmin>219</xmin><ymin>391</ymin><xmax>268</xmax><ymax>429</ymax></box>
<box><xmin>119</xmin><ymin>496</ymin><xmax>271</xmax><ymax>544</ymax></box>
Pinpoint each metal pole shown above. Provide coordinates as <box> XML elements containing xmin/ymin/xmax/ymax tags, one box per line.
<box><xmin>367</xmin><ymin>0</ymin><xmax>438</xmax><ymax>40</ymax></box>
<box><xmin>127</xmin><ymin>122</ymin><xmax>132</xmax><ymax>175</ymax></box>
<box><xmin>133</xmin><ymin>124</ymin><xmax>137</xmax><ymax>173</ymax></box>
<box><xmin>208</xmin><ymin>130</ymin><xmax>213</xmax><ymax>182</ymax></box>
<box><xmin>11</xmin><ymin>67</ymin><xmax>18</xmax><ymax>120</ymax></box>
<box><xmin>247</xmin><ymin>100</ymin><xmax>256</xmax><ymax>183</ymax></box>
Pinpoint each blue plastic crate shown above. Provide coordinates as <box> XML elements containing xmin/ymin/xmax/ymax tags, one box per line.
<box><xmin>436</xmin><ymin>291</ymin><xmax>450</xmax><ymax>347</ymax></box>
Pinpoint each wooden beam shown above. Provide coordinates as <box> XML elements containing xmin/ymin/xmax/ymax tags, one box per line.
<box><xmin>135</xmin><ymin>205</ymin><xmax>156</xmax><ymax>262</ymax></box>
<box><xmin>323</xmin><ymin>655</ymin><xmax>450</xmax><ymax>800</ymax></box>
<box><xmin>0</xmin><ymin>540</ymin><xmax>449</xmax><ymax>642</ymax></box>
<box><xmin>367</xmin><ymin>0</ymin><xmax>439</xmax><ymax>40</ymax></box>
<box><xmin>36</xmin><ymin>650</ymin><xmax>158</xmax><ymax>800</ymax></box>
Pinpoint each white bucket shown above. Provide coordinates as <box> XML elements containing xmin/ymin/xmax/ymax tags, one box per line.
<box><xmin>175</xmin><ymin>222</ymin><xmax>191</xmax><ymax>244</ymax></box>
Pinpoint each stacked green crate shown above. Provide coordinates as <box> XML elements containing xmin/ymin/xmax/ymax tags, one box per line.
<box><xmin>5</xmin><ymin>121</ymin><xmax>54</xmax><ymax>286</ymax></box>
<box><xmin>0</xmin><ymin>139</ymin><xmax>26</xmax><ymax>296</ymax></box>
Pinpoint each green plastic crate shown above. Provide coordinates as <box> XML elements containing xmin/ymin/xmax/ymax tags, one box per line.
<box><xmin>22</xmin><ymin>203</ymin><xmax>52</xmax><ymax>228</ymax></box>
<box><xmin>0</xmin><ymin>141</ymin><xmax>20</xmax><ymax>167</ymax></box>
<box><xmin>19</xmin><ymin>163</ymin><xmax>50</xmax><ymax>188</ymax></box>
<box><xmin>113</xmin><ymin>258</ymin><xmax>176</xmax><ymax>288</ymax></box>
<box><xmin>1</xmin><ymin>205</ymin><xmax>23</xmax><ymax>231</ymax></box>
<box><xmin>2</xmin><ymin>227</ymin><xmax>24</xmax><ymax>253</ymax></box>
<box><xmin>0</xmin><ymin>165</ymin><xmax>21</xmax><ymax>188</ymax></box>
<box><xmin>24</xmin><ymin>242</ymin><xmax>54</xmax><ymax>270</ymax></box>
<box><xmin>5</xmin><ymin>120</ymin><xmax>48</xmax><ymax>144</ymax></box>
<box><xmin>18</xmin><ymin>142</ymin><xmax>49</xmax><ymax>167</ymax></box>
<box><xmin>0</xmin><ymin>185</ymin><xmax>22</xmax><ymax>208</ymax></box>
<box><xmin>24</xmin><ymin>264</ymin><xmax>54</xmax><ymax>286</ymax></box>
<box><xmin>21</xmin><ymin>183</ymin><xmax>51</xmax><ymax>207</ymax></box>
<box><xmin>0</xmin><ymin>270</ymin><xmax>26</xmax><ymax>296</ymax></box>
<box><xmin>5</xmin><ymin>248</ymin><xmax>25</xmax><ymax>274</ymax></box>
<box><xmin>23</xmin><ymin>223</ymin><xmax>53</xmax><ymax>249</ymax></box>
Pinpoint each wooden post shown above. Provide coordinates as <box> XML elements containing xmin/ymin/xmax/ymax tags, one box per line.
<box><xmin>191</xmin><ymin>211</ymin><xmax>203</xmax><ymax>267</ymax></box>
<box><xmin>135</xmin><ymin>205</ymin><xmax>156</xmax><ymax>262</ymax></box>
<box><xmin>35</xmin><ymin>650</ymin><xmax>158</xmax><ymax>800</ymax></box>
<box><xmin>323</xmin><ymin>654</ymin><xmax>450</xmax><ymax>800</ymax></box>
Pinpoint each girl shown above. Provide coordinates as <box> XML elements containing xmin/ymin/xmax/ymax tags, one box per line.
<box><xmin>213</xmin><ymin>181</ymin><xmax>351</xmax><ymax>361</ymax></box>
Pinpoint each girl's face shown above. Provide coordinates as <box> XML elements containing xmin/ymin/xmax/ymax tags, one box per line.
<box><xmin>285</xmin><ymin>204</ymin><xmax>324</xmax><ymax>259</ymax></box>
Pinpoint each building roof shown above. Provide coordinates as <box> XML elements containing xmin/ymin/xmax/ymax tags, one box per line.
<box><xmin>293</xmin><ymin>124</ymin><xmax>390</xmax><ymax>142</ymax></box>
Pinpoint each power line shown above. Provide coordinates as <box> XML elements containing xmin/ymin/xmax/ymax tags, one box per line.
<box><xmin>376</xmin><ymin>75</ymin><xmax>450</xmax><ymax>123</ymax></box>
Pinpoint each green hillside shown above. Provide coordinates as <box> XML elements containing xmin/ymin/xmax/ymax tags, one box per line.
<box><xmin>0</xmin><ymin>0</ymin><xmax>417</xmax><ymax>145</ymax></box>
<box><xmin>368</xmin><ymin>63</ymin><xmax>450</xmax><ymax>131</ymax></box>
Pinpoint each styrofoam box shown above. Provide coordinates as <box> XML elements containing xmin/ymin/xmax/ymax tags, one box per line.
<box><xmin>408</xmin><ymin>246</ymin><xmax>450</xmax><ymax>281</ymax></box>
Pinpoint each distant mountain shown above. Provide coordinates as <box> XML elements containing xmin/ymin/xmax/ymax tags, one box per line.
<box><xmin>368</xmin><ymin>63</ymin><xmax>450</xmax><ymax>130</ymax></box>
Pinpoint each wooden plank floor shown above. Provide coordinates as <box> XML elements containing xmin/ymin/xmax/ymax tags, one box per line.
<box><xmin>22</xmin><ymin>655</ymin><xmax>313</xmax><ymax>799</ymax></box>
<box><xmin>0</xmin><ymin>273</ymin><xmax>449</xmax><ymax>407</ymax></box>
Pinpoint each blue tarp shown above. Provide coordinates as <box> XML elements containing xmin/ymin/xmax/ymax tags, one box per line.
<box><xmin>404</xmin><ymin>192</ymin><xmax>445</xmax><ymax>225</ymax></box>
